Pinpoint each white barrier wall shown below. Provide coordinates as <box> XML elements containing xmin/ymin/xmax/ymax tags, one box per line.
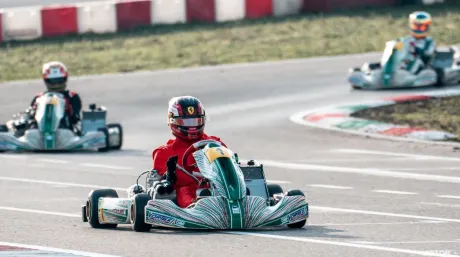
<box><xmin>151</xmin><ymin>0</ymin><xmax>186</xmax><ymax>25</ymax></box>
<box><xmin>273</xmin><ymin>0</ymin><xmax>303</xmax><ymax>17</ymax></box>
<box><xmin>77</xmin><ymin>2</ymin><xmax>117</xmax><ymax>34</ymax></box>
<box><xmin>1</xmin><ymin>7</ymin><xmax>42</xmax><ymax>40</ymax></box>
<box><xmin>215</xmin><ymin>0</ymin><xmax>245</xmax><ymax>22</ymax></box>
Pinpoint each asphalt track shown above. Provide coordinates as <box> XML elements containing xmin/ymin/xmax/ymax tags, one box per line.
<box><xmin>1</xmin><ymin>52</ymin><xmax>460</xmax><ymax>257</ymax></box>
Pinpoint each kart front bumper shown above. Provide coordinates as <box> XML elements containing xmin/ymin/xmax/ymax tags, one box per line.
<box><xmin>0</xmin><ymin>129</ymin><xmax>107</xmax><ymax>151</ymax></box>
<box><xmin>144</xmin><ymin>195</ymin><xmax>309</xmax><ymax>229</ymax></box>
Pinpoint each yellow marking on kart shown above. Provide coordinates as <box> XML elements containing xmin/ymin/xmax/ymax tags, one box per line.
<box><xmin>395</xmin><ymin>42</ymin><xmax>404</xmax><ymax>50</ymax></box>
<box><xmin>205</xmin><ymin>147</ymin><xmax>233</xmax><ymax>163</ymax></box>
<box><xmin>45</xmin><ymin>95</ymin><xmax>59</xmax><ymax>105</ymax></box>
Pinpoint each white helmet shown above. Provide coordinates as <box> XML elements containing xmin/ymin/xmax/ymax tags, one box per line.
<box><xmin>41</xmin><ymin>61</ymin><xmax>68</xmax><ymax>92</ymax></box>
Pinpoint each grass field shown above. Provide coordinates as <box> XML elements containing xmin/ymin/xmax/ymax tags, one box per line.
<box><xmin>353</xmin><ymin>95</ymin><xmax>460</xmax><ymax>140</ymax></box>
<box><xmin>1</xmin><ymin>3</ymin><xmax>460</xmax><ymax>82</ymax></box>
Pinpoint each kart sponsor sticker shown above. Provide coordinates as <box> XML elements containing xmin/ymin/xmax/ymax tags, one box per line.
<box><xmin>147</xmin><ymin>212</ymin><xmax>185</xmax><ymax>227</ymax></box>
<box><xmin>282</xmin><ymin>207</ymin><xmax>307</xmax><ymax>224</ymax></box>
<box><xmin>231</xmin><ymin>205</ymin><xmax>240</xmax><ymax>214</ymax></box>
<box><xmin>105</xmin><ymin>208</ymin><xmax>127</xmax><ymax>216</ymax></box>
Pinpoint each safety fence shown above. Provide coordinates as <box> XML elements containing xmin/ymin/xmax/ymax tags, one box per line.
<box><xmin>0</xmin><ymin>0</ymin><xmax>446</xmax><ymax>43</ymax></box>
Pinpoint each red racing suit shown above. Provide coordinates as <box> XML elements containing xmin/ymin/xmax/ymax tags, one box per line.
<box><xmin>152</xmin><ymin>134</ymin><xmax>227</xmax><ymax>208</ymax></box>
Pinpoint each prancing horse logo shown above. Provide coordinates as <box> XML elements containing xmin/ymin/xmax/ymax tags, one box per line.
<box><xmin>187</xmin><ymin>106</ymin><xmax>194</xmax><ymax>115</ymax></box>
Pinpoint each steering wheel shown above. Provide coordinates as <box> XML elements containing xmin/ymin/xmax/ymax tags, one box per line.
<box><xmin>182</xmin><ymin>139</ymin><xmax>223</xmax><ymax>172</ymax></box>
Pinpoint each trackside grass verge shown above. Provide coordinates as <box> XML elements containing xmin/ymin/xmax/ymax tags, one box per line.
<box><xmin>352</xmin><ymin>95</ymin><xmax>460</xmax><ymax>141</ymax></box>
<box><xmin>1</xmin><ymin>3</ymin><xmax>460</xmax><ymax>82</ymax></box>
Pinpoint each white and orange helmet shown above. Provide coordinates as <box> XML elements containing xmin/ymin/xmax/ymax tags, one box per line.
<box><xmin>41</xmin><ymin>61</ymin><xmax>68</xmax><ymax>91</ymax></box>
<box><xmin>409</xmin><ymin>11</ymin><xmax>432</xmax><ymax>39</ymax></box>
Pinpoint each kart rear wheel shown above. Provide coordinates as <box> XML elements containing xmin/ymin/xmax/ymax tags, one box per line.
<box><xmin>107</xmin><ymin>123</ymin><xmax>123</xmax><ymax>150</ymax></box>
<box><xmin>131</xmin><ymin>193</ymin><xmax>152</xmax><ymax>232</ymax></box>
<box><xmin>86</xmin><ymin>189</ymin><xmax>119</xmax><ymax>229</ymax></box>
<box><xmin>286</xmin><ymin>190</ymin><xmax>307</xmax><ymax>229</ymax></box>
<box><xmin>97</xmin><ymin>127</ymin><xmax>110</xmax><ymax>152</ymax></box>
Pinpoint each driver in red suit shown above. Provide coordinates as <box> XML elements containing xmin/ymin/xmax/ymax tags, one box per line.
<box><xmin>152</xmin><ymin>96</ymin><xmax>227</xmax><ymax>208</ymax></box>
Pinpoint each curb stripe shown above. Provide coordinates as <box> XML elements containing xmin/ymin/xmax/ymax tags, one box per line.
<box><xmin>292</xmin><ymin>90</ymin><xmax>460</xmax><ymax>143</ymax></box>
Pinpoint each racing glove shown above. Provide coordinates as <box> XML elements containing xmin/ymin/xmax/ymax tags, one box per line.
<box><xmin>165</xmin><ymin>155</ymin><xmax>178</xmax><ymax>185</ymax></box>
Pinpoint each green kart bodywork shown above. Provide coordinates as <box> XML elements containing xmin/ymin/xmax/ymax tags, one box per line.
<box><xmin>82</xmin><ymin>141</ymin><xmax>309</xmax><ymax>231</ymax></box>
<box><xmin>0</xmin><ymin>92</ymin><xmax>123</xmax><ymax>152</ymax></box>
<box><xmin>348</xmin><ymin>38</ymin><xmax>460</xmax><ymax>90</ymax></box>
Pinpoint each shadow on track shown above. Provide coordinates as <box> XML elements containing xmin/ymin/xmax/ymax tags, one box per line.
<box><xmin>82</xmin><ymin>224</ymin><xmax>359</xmax><ymax>240</ymax></box>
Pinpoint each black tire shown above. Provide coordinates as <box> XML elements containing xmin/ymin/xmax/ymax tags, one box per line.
<box><xmin>434</xmin><ymin>68</ymin><xmax>445</xmax><ymax>88</ymax></box>
<box><xmin>267</xmin><ymin>184</ymin><xmax>283</xmax><ymax>197</ymax></box>
<box><xmin>86</xmin><ymin>189</ymin><xmax>119</xmax><ymax>229</ymax></box>
<box><xmin>286</xmin><ymin>189</ymin><xmax>307</xmax><ymax>229</ymax></box>
<box><xmin>107</xmin><ymin>123</ymin><xmax>123</xmax><ymax>150</ymax></box>
<box><xmin>131</xmin><ymin>193</ymin><xmax>152</xmax><ymax>232</ymax></box>
<box><xmin>351</xmin><ymin>85</ymin><xmax>362</xmax><ymax>90</ymax></box>
<box><xmin>97</xmin><ymin>127</ymin><xmax>110</xmax><ymax>152</ymax></box>
<box><xmin>0</xmin><ymin>124</ymin><xmax>8</xmax><ymax>132</ymax></box>
<box><xmin>368</xmin><ymin>62</ymin><xmax>381</xmax><ymax>70</ymax></box>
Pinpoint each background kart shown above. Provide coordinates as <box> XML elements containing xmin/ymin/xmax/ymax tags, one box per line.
<box><xmin>82</xmin><ymin>140</ymin><xmax>309</xmax><ymax>231</ymax></box>
<box><xmin>0</xmin><ymin>92</ymin><xmax>123</xmax><ymax>152</ymax></box>
<box><xmin>348</xmin><ymin>38</ymin><xmax>460</xmax><ymax>90</ymax></box>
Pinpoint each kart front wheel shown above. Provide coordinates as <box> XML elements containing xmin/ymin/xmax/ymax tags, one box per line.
<box><xmin>86</xmin><ymin>189</ymin><xmax>119</xmax><ymax>229</ymax></box>
<box><xmin>131</xmin><ymin>193</ymin><xmax>152</xmax><ymax>232</ymax></box>
<box><xmin>286</xmin><ymin>189</ymin><xmax>307</xmax><ymax>229</ymax></box>
<box><xmin>107</xmin><ymin>123</ymin><xmax>123</xmax><ymax>150</ymax></box>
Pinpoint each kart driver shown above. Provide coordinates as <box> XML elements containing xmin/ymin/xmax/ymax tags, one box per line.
<box><xmin>152</xmin><ymin>96</ymin><xmax>227</xmax><ymax>208</ymax></box>
<box><xmin>29</xmin><ymin>61</ymin><xmax>82</xmax><ymax>132</ymax></box>
<box><xmin>401</xmin><ymin>11</ymin><xmax>436</xmax><ymax>75</ymax></box>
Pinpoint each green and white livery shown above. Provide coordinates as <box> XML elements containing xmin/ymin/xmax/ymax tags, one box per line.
<box><xmin>348</xmin><ymin>38</ymin><xmax>460</xmax><ymax>90</ymax></box>
<box><xmin>0</xmin><ymin>92</ymin><xmax>122</xmax><ymax>152</ymax></box>
<box><xmin>82</xmin><ymin>140</ymin><xmax>309</xmax><ymax>231</ymax></box>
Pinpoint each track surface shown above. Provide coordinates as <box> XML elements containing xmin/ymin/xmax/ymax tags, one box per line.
<box><xmin>1</xmin><ymin>53</ymin><xmax>460</xmax><ymax>257</ymax></box>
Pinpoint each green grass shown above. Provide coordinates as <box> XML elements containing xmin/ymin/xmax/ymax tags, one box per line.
<box><xmin>1</xmin><ymin>3</ymin><xmax>460</xmax><ymax>82</ymax></box>
<box><xmin>353</xmin><ymin>95</ymin><xmax>460</xmax><ymax>140</ymax></box>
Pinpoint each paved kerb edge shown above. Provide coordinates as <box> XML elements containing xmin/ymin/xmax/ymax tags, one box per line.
<box><xmin>290</xmin><ymin>89</ymin><xmax>460</xmax><ymax>144</ymax></box>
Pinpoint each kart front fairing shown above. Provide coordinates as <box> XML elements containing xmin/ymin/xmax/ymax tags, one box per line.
<box><xmin>144</xmin><ymin>145</ymin><xmax>309</xmax><ymax>229</ymax></box>
<box><xmin>348</xmin><ymin>39</ymin><xmax>440</xmax><ymax>89</ymax></box>
<box><xmin>0</xmin><ymin>92</ymin><xmax>107</xmax><ymax>151</ymax></box>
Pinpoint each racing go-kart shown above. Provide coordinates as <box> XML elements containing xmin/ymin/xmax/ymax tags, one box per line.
<box><xmin>0</xmin><ymin>92</ymin><xmax>123</xmax><ymax>152</ymax></box>
<box><xmin>348</xmin><ymin>38</ymin><xmax>460</xmax><ymax>89</ymax></box>
<box><xmin>82</xmin><ymin>140</ymin><xmax>309</xmax><ymax>231</ymax></box>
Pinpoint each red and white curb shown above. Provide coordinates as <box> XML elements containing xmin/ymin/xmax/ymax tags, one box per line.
<box><xmin>290</xmin><ymin>89</ymin><xmax>460</xmax><ymax>145</ymax></box>
<box><xmin>0</xmin><ymin>242</ymin><xmax>120</xmax><ymax>257</ymax></box>
<box><xmin>0</xmin><ymin>0</ymin><xmax>443</xmax><ymax>44</ymax></box>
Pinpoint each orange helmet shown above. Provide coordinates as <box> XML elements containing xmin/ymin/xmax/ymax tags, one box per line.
<box><xmin>409</xmin><ymin>11</ymin><xmax>432</xmax><ymax>39</ymax></box>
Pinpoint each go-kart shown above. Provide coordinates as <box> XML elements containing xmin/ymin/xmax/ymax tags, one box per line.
<box><xmin>81</xmin><ymin>140</ymin><xmax>309</xmax><ymax>231</ymax></box>
<box><xmin>0</xmin><ymin>92</ymin><xmax>122</xmax><ymax>152</ymax></box>
<box><xmin>348</xmin><ymin>38</ymin><xmax>460</xmax><ymax>89</ymax></box>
